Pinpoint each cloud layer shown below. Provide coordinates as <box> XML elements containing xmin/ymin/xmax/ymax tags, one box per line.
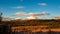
<box><xmin>53</xmin><ymin>16</ymin><xmax>60</xmax><ymax>19</ymax></box>
<box><xmin>12</xmin><ymin>6</ymin><xmax>24</xmax><ymax>9</ymax></box>
<box><xmin>13</xmin><ymin>11</ymin><xmax>49</xmax><ymax>16</ymax></box>
<box><xmin>12</xmin><ymin>11</ymin><xmax>50</xmax><ymax>19</ymax></box>
<box><xmin>38</xmin><ymin>3</ymin><xmax>47</xmax><ymax>6</ymax></box>
<box><xmin>15</xmin><ymin>12</ymin><xmax>25</xmax><ymax>15</ymax></box>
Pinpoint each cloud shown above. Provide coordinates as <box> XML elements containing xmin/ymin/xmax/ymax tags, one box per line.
<box><xmin>13</xmin><ymin>12</ymin><xmax>25</xmax><ymax>16</ymax></box>
<box><xmin>3</xmin><ymin>17</ymin><xmax>12</xmax><ymax>21</ymax></box>
<box><xmin>27</xmin><ymin>16</ymin><xmax>37</xmax><ymax>19</ymax></box>
<box><xmin>38</xmin><ymin>3</ymin><xmax>47</xmax><ymax>6</ymax></box>
<box><xmin>15</xmin><ymin>12</ymin><xmax>25</xmax><ymax>14</ymax></box>
<box><xmin>12</xmin><ymin>11</ymin><xmax>49</xmax><ymax>19</ymax></box>
<box><xmin>26</xmin><ymin>12</ymin><xmax>40</xmax><ymax>16</ymax></box>
<box><xmin>41</xmin><ymin>12</ymin><xmax>49</xmax><ymax>15</ymax></box>
<box><xmin>14</xmin><ymin>17</ymin><xmax>22</xmax><ymax>19</ymax></box>
<box><xmin>26</xmin><ymin>12</ymin><xmax>49</xmax><ymax>19</ymax></box>
<box><xmin>53</xmin><ymin>16</ymin><xmax>60</xmax><ymax>19</ymax></box>
<box><xmin>13</xmin><ymin>11</ymin><xmax>49</xmax><ymax>16</ymax></box>
<box><xmin>26</xmin><ymin>12</ymin><xmax>49</xmax><ymax>16</ymax></box>
<box><xmin>12</xmin><ymin>6</ymin><xmax>24</xmax><ymax>9</ymax></box>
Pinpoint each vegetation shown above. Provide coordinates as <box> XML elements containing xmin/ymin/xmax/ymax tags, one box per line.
<box><xmin>2</xmin><ymin>19</ymin><xmax>60</xmax><ymax>28</ymax></box>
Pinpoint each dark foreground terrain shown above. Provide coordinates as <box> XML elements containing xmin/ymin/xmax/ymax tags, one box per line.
<box><xmin>1</xmin><ymin>19</ymin><xmax>60</xmax><ymax>34</ymax></box>
<box><xmin>11</xmin><ymin>31</ymin><xmax>60</xmax><ymax>34</ymax></box>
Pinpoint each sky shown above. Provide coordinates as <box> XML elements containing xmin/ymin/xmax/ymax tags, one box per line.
<box><xmin>0</xmin><ymin>0</ymin><xmax>60</xmax><ymax>19</ymax></box>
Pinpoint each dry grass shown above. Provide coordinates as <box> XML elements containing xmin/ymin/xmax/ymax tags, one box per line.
<box><xmin>11</xmin><ymin>26</ymin><xmax>60</xmax><ymax>32</ymax></box>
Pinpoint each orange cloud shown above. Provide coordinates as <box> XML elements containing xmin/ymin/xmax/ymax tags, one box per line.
<box><xmin>53</xmin><ymin>16</ymin><xmax>60</xmax><ymax>19</ymax></box>
<box><xmin>13</xmin><ymin>12</ymin><xmax>25</xmax><ymax>16</ymax></box>
<box><xmin>15</xmin><ymin>12</ymin><xmax>25</xmax><ymax>14</ymax></box>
